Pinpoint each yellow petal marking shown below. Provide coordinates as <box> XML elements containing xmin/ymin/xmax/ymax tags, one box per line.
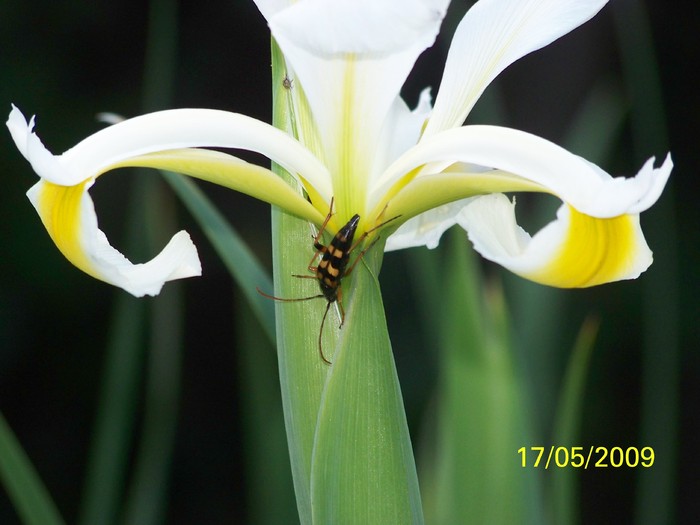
<box><xmin>528</xmin><ymin>206</ymin><xmax>639</xmax><ymax>288</ymax></box>
<box><xmin>112</xmin><ymin>148</ymin><xmax>325</xmax><ymax>226</ymax></box>
<box><xmin>36</xmin><ymin>179</ymin><xmax>100</xmax><ymax>279</ymax></box>
<box><xmin>375</xmin><ymin>166</ymin><xmax>544</xmax><ymax>227</ymax></box>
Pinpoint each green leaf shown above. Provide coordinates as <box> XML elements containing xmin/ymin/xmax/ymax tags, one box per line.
<box><xmin>421</xmin><ymin>229</ymin><xmax>542</xmax><ymax>524</ymax></box>
<box><xmin>549</xmin><ymin>316</ymin><xmax>599</xmax><ymax>525</ymax></box>
<box><xmin>162</xmin><ymin>171</ymin><xmax>275</xmax><ymax>343</ymax></box>
<box><xmin>270</xmin><ymin>39</ymin><xmax>422</xmax><ymax>524</ymax></box>
<box><xmin>236</xmin><ymin>294</ymin><xmax>297</xmax><ymax>524</ymax></box>
<box><xmin>270</xmin><ymin>39</ymin><xmax>330</xmax><ymax>524</ymax></box>
<box><xmin>77</xmin><ymin>294</ymin><xmax>145</xmax><ymax>525</ymax></box>
<box><xmin>310</xmin><ymin>248</ymin><xmax>423</xmax><ymax>524</ymax></box>
<box><xmin>611</xmin><ymin>3</ymin><xmax>679</xmax><ymax>524</ymax></box>
<box><xmin>0</xmin><ymin>412</ymin><xmax>66</xmax><ymax>525</ymax></box>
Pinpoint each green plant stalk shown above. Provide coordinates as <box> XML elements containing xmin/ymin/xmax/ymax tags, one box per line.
<box><xmin>270</xmin><ymin>203</ymin><xmax>329</xmax><ymax>524</ymax></box>
<box><xmin>549</xmin><ymin>316</ymin><xmax>599</xmax><ymax>525</ymax></box>
<box><xmin>424</xmin><ymin>229</ymin><xmax>540</xmax><ymax>524</ymax></box>
<box><xmin>270</xmin><ymin>41</ymin><xmax>422</xmax><ymax>524</ymax></box>
<box><xmin>0</xmin><ymin>412</ymin><xmax>66</xmax><ymax>525</ymax></box>
<box><xmin>310</xmin><ymin>247</ymin><xmax>422</xmax><ymax>524</ymax></box>
<box><xmin>77</xmin><ymin>293</ymin><xmax>145</xmax><ymax>525</ymax></box>
<box><xmin>236</xmin><ymin>293</ymin><xmax>296</xmax><ymax>524</ymax></box>
<box><xmin>611</xmin><ymin>3</ymin><xmax>678</xmax><ymax>524</ymax></box>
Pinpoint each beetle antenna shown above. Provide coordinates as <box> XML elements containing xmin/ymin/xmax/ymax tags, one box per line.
<box><xmin>255</xmin><ymin>287</ymin><xmax>323</xmax><ymax>302</ymax></box>
<box><xmin>318</xmin><ymin>301</ymin><xmax>333</xmax><ymax>365</ymax></box>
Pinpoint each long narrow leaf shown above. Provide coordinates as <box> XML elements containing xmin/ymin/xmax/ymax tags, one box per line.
<box><xmin>549</xmin><ymin>317</ymin><xmax>599</xmax><ymax>525</ymax></box>
<box><xmin>77</xmin><ymin>294</ymin><xmax>145</xmax><ymax>525</ymax></box>
<box><xmin>163</xmin><ymin>171</ymin><xmax>275</xmax><ymax>343</ymax></box>
<box><xmin>428</xmin><ymin>230</ymin><xmax>540</xmax><ymax>524</ymax></box>
<box><xmin>270</xmin><ymin>39</ymin><xmax>330</xmax><ymax>524</ymax></box>
<box><xmin>0</xmin><ymin>412</ymin><xmax>65</xmax><ymax>525</ymax></box>
<box><xmin>236</xmin><ymin>294</ymin><xmax>297</xmax><ymax>524</ymax></box>
<box><xmin>611</xmin><ymin>3</ymin><xmax>679</xmax><ymax>523</ymax></box>
<box><xmin>310</xmin><ymin>247</ymin><xmax>423</xmax><ymax>524</ymax></box>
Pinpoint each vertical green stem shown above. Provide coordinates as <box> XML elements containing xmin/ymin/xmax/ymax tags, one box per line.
<box><xmin>0</xmin><ymin>412</ymin><xmax>66</xmax><ymax>525</ymax></box>
<box><xmin>270</xmin><ymin>41</ymin><xmax>330</xmax><ymax>524</ymax></box>
<box><xmin>122</xmin><ymin>0</ymin><xmax>183</xmax><ymax>522</ymax></box>
<box><xmin>310</xmin><ymin>248</ymin><xmax>423</xmax><ymax>524</ymax></box>
<box><xmin>79</xmin><ymin>1</ymin><xmax>181</xmax><ymax>523</ymax></box>
<box><xmin>421</xmin><ymin>230</ymin><xmax>539</xmax><ymax>524</ymax></box>
<box><xmin>612</xmin><ymin>2</ymin><xmax>679</xmax><ymax>524</ymax></box>
<box><xmin>270</xmin><ymin>42</ymin><xmax>422</xmax><ymax>524</ymax></box>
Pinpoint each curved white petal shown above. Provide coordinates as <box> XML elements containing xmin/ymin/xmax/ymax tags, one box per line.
<box><xmin>269</xmin><ymin>0</ymin><xmax>448</xmax><ymax>55</ymax></box>
<box><xmin>373</xmin><ymin>88</ymin><xmax>433</xmax><ymax>183</ymax></box>
<box><xmin>252</xmin><ymin>0</ymin><xmax>292</xmax><ymax>21</ymax></box>
<box><xmin>7</xmin><ymin>105</ymin><xmax>331</xmax><ymax>198</ymax></box>
<box><xmin>376</xmin><ymin>125</ymin><xmax>672</xmax><ymax>218</ymax></box>
<box><xmin>385</xmin><ymin>198</ymin><xmax>476</xmax><ymax>251</ymax></box>
<box><xmin>458</xmin><ymin>193</ymin><xmax>653</xmax><ymax>287</ymax></box>
<box><xmin>8</xmin><ymin>105</ymin><xmax>330</xmax><ymax>297</ymax></box>
<box><xmin>267</xmin><ymin>0</ymin><xmax>448</xmax><ymax>211</ymax></box>
<box><xmin>424</xmin><ymin>0</ymin><xmax>608</xmax><ymax>136</ymax></box>
<box><xmin>27</xmin><ymin>179</ymin><xmax>201</xmax><ymax>297</ymax></box>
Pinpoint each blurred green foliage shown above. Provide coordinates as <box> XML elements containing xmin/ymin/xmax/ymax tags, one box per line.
<box><xmin>1</xmin><ymin>1</ymin><xmax>697</xmax><ymax>523</ymax></box>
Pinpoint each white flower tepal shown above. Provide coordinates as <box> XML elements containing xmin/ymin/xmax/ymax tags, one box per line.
<box><xmin>7</xmin><ymin>0</ymin><xmax>672</xmax><ymax>296</ymax></box>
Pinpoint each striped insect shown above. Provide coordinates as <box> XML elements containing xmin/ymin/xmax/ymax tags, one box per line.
<box><xmin>258</xmin><ymin>198</ymin><xmax>396</xmax><ymax>364</ymax></box>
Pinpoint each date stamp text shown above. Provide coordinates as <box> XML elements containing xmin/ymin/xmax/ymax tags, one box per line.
<box><xmin>517</xmin><ymin>446</ymin><xmax>655</xmax><ymax>469</ymax></box>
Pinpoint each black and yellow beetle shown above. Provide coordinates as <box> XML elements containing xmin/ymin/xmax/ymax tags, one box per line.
<box><xmin>258</xmin><ymin>198</ymin><xmax>396</xmax><ymax>364</ymax></box>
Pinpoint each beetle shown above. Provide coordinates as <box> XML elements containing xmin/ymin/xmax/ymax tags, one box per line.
<box><xmin>258</xmin><ymin>198</ymin><xmax>396</xmax><ymax>364</ymax></box>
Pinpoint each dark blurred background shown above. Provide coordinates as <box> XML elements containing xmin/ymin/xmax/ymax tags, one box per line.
<box><xmin>1</xmin><ymin>1</ymin><xmax>697</xmax><ymax>523</ymax></box>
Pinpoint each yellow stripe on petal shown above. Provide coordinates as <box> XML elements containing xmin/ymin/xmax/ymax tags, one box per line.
<box><xmin>531</xmin><ymin>207</ymin><xmax>646</xmax><ymax>288</ymax></box>
<box><xmin>32</xmin><ymin>179</ymin><xmax>99</xmax><ymax>279</ymax></box>
<box><xmin>459</xmin><ymin>194</ymin><xmax>653</xmax><ymax>289</ymax></box>
<box><xmin>27</xmin><ymin>178</ymin><xmax>201</xmax><ymax>297</ymax></box>
<box><xmin>113</xmin><ymin>149</ymin><xmax>325</xmax><ymax>225</ymax></box>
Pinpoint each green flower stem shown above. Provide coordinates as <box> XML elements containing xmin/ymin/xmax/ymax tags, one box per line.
<box><xmin>550</xmin><ymin>316</ymin><xmax>599</xmax><ymax>525</ymax></box>
<box><xmin>270</xmin><ymin>41</ymin><xmax>421</xmax><ymax>524</ymax></box>
<box><xmin>271</xmin><ymin>206</ymin><xmax>330</xmax><ymax>524</ymax></box>
<box><xmin>310</xmin><ymin>247</ymin><xmax>422</xmax><ymax>524</ymax></box>
<box><xmin>0</xmin><ymin>412</ymin><xmax>65</xmax><ymax>525</ymax></box>
<box><xmin>611</xmin><ymin>4</ymin><xmax>678</xmax><ymax>524</ymax></box>
<box><xmin>421</xmin><ymin>230</ymin><xmax>541</xmax><ymax>524</ymax></box>
<box><xmin>270</xmin><ymin>41</ymin><xmax>332</xmax><ymax>524</ymax></box>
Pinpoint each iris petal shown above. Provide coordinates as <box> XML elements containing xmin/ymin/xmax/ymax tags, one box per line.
<box><xmin>8</xmin><ymin>105</ymin><xmax>329</xmax><ymax>296</ymax></box>
<box><xmin>425</xmin><ymin>0</ymin><xmax>609</xmax><ymax>136</ymax></box>
<box><xmin>383</xmin><ymin>124</ymin><xmax>671</xmax><ymax>287</ymax></box>
<box><xmin>7</xmin><ymin>105</ymin><xmax>331</xmax><ymax>196</ymax></box>
<box><xmin>376</xmin><ymin>125</ymin><xmax>672</xmax><ymax>219</ymax></box>
<box><xmin>459</xmin><ymin>194</ymin><xmax>652</xmax><ymax>287</ymax></box>
<box><xmin>266</xmin><ymin>0</ymin><xmax>447</xmax><ymax>216</ymax></box>
<box><xmin>28</xmin><ymin>179</ymin><xmax>201</xmax><ymax>297</ymax></box>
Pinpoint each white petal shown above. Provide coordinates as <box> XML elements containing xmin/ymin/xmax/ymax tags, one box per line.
<box><xmin>269</xmin><ymin>0</ymin><xmax>449</xmax><ymax>55</ymax></box>
<box><xmin>376</xmin><ymin>125</ymin><xmax>672</xmax><ymax>218</ymax></box>
<box><xmin>7</xmin><ymin>105</ymin><xmax>331</xmax><ymax>198</ymax></box>
<box><xmin>252</xmin><ymin>0</ymin><xmax>293</xmax><ymax>21</ymax></box>
<box><xmin>458</xmin><ymin>193</ymin><xmax>654</xmax><ymax>287</ymax></box>
<box><xmin>373</xmin><ymin>88</ymin><xmax>433</xmax><ymax>184</ymax></box>
<box><xmin>267</xmin><ymin>0</ymin><xmax>448</xmax><ymax>200</ymax></box>
<box><xmin>385</xmin><ymin>198</ymin><xmax>477</xmax><ymax>251</ymax></box>
<box><xmin>424</xmin><ymin>0</ymin><xmax>608</xmax><ymax>136</ymax></box>
<box><xmin>9</xmin><ymin>105</ymin><xmax>328</xmax><ymax>297</ymax></box>
<box><xmin>7</xmin><ymin>106</ymin><xmax>66</xmax><ymax>184</ymax></box>
<box><xmin>27</xmin><ymin>179</ymin><xmax>201</xmax><ymax>297</ymax></box>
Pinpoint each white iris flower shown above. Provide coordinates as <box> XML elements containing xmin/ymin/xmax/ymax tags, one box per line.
<box><xmin>7</xmin><ymin>0</ymin><xmax>672</xmax><ymax>297</ymax></box>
